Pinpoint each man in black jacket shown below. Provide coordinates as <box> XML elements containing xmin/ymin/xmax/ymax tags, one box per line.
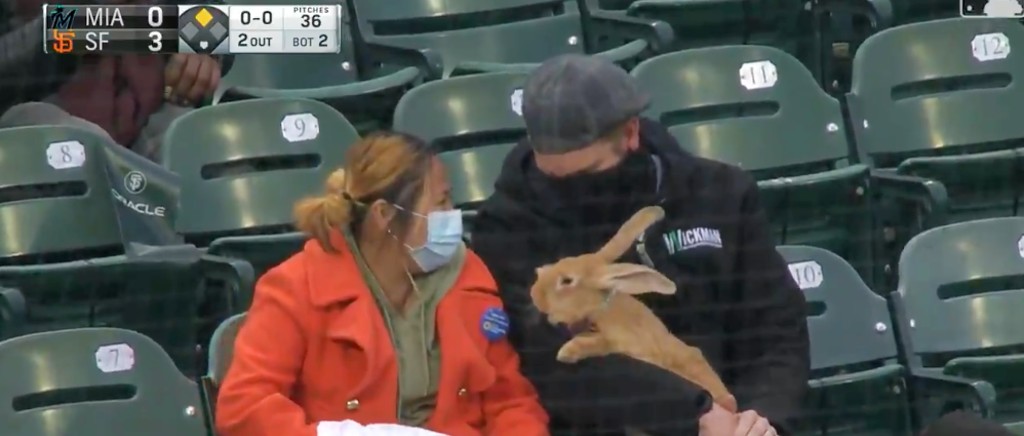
<box><xmin>471</xmin><ymin>54</ymin><xmax>809</xmax><ymax>435</ymax></box>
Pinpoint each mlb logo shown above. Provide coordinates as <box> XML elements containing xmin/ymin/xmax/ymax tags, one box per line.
<box><xmin>962</xmin><ymin>0</ymin><xmax>1024</xmax><ymax>17</ymax></box>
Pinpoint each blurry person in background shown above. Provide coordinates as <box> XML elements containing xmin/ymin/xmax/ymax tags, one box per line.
<box><xmin>216</xmin><ymin>133</ymin><xmax>548</xmax><ymax>436</ymax></box>
<box><xmin>0</xmin><ymin>0</ymin><xmax>231</xmax><ymax>162</ymax></box>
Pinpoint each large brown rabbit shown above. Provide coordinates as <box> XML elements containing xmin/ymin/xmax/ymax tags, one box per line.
<box><xmin>529</xmin><ymin>205</ymin><xmax>738</xmax><ymax>413</ymax></box>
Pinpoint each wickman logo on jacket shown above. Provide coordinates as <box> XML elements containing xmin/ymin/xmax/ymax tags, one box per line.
<box><xmin>663</xmin><ymin>227</ymin><xmax>723</xmax><ymax>255</ymax></box>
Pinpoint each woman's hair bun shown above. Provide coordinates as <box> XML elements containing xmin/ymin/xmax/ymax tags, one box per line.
<box><xmin>294</xmin><ymin>168</ymin><xmax>354</xmax><ymax>253</ymax></box>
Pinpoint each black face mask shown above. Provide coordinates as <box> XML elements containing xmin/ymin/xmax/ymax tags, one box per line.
<box><xmin>529</xmin><ymin>148</ymin><xmax>657</xmax><ymax>224</ymax></box>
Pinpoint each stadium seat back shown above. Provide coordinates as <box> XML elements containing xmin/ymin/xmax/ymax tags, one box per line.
<box><xmin>893</xmin><ymin>0</ymin><xmax>961</xmax><ymax>24</ymax></box>
<box><xmin>356</xmin><ymin>0</ymin><xmax>566</xmax><ymax>21</ymax></box>
<box><xmin>0</xmin><ymin>248</ymin><xmax>251</xmax><ymax>375</ymax></box>
<box><xmin>850</xmin><ymin>18</ymin><xmax>1024</xmax><ymax>163</ymax></box>
<box><xmin>0</xmin><ymin>126</ymin><xmax>122</xmax><ymax>259</ymax></box>
<box><xmin>780</xmin><ymin>246</ymin><xmax>896</xmax><ymax>369</ymax></box>
<box><xmin>897</xmin><ymin>217</ymin><xmax>1024</xmax><ymax>355</ymax></box>
<box><xmin>0</xmin><ymin>328</ymin><xmax>208</xmax><ymax>436</ymax></box>
<box><xmin>626</xmin><ymin>0</ymin><xmax>745</xmax><ymax>49</ymax></box>
<box><xmin>633</xmin><ymin>46</ymin><xmax>850</xmax><ymax>176</ymax></box>
<box><xmin>221</xmin><ymin>53</ymin><xmax>359</xmax><ymax>91</ymax></box>
<box><xmin>163</xmin><ymin>98</ymin><xmax>357</xmax><ymax>237</ymax></box>
<box><xmin>634</xmin><ymin>47</ymin><xmax>874</xmax><ymax>284</ymax></box>
<box><xmin>352</xmin><ymin>0</ymin><xmax>588</xmax><ymax>75</ymax></box>
<box><xmin>393</xmin><ymin>73</ymin><xmax>527</xmax><ymax>208</ymax></box>
<box><xmin>779</xmin><ymin>245</ymin><xmax>910</xmax><ymax>435</ymax></box>
<box><xmin>897</xmin><ymin>149</ymin><xmax>1024</xmax><ymax>222</ymax></box>
<box><xmin>209</xmin><ymin>313</ymin><xmax>246</xmax><ymax>384</ymax></box>
<box><xmin>207</xmin><ymin>232</ymin><xmax>307</xmax><ymax>282</ymax></box>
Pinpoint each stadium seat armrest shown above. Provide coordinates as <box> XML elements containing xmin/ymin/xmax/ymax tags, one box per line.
<box><xmin>811</xmin><ymin>0</ymin><xmax>892</xmax><ymax>29</ymax></box>
<box><xmin>807</xmin><ymin>364</ymin><xmax>904</xmax><ymax>389</ymax></box>
<box><xmin>0</xmin><ymin>286</ymin><xmax>27</xmax><ymax>339</ymax></box>
<box><xmin>908</xmin><ymin>369</ymin><xmax>997</xmax><ymax>419</ymax></box>
<box><xmin>198</xmin><ymin>375</ymin><xmax>219</xmax><ymax>433</ymax></box>
<box><xmin>199</xmin><ymin>254</ymin><xmax>256</xmax><ymax>313</ymax></box>
<box><xmin>871</xmin><ymin>170</ymin><xmax>949</xmax><ymax>229</ymax></box>
<box><xmin>585</xmin><ymin>11</ymin><xmax>674</xmax><ymax>55</ymax></box>
<box><xmin>363</xmin><ymin>39</ymin><xmax>443</xmax><ymax>81</ymax></box>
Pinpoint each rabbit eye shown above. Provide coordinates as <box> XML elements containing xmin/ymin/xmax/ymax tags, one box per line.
<box><xmin>559</xmin><ymin>276</ymin><xmax>575</xmax><ymax>287</ymax></box>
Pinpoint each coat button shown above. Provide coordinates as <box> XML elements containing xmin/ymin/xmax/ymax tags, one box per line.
<box><xmin>346</xmin><ymin>399</ymin><xmax>360</xmax><ymax>410</ymax></box>
<box><xmin>457</xmin><ymin>388</ymin><xmax>468</xmax><ymax>397</ymax></box>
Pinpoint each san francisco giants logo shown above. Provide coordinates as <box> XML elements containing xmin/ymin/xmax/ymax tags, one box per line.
<box><xmin>124</xmin><ymin>171</ymin><xmax>147</xmax><ymax>194</ymax></box>
<box><xmin>52</xmin><ymin>29</ymin><xmax>75</xmax><ymax>54</ymax></box>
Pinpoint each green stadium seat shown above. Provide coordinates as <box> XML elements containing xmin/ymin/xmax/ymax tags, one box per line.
<box><xmin>779</xmin><ymin>245</ymin><xmax>911</xmax><ymax>435</ymax></box>
<box><xmin>0</xmin><ymin>246</ymin><xmax>254</xmax><ymax>375</ymax></box>
<box><xmin>782</xmin><ymin>245</ymin><xmax>997</xmax><ymax>435</ymax></box>
<box><xmin>349</xmin><ymin>0</ymin><xmax>672</xmax><ymax>78</ymax></box>
<box><xmin>0</xmin><ymin>286</ymin><xmax>25</xmax><ymax>339</ymax></box>
<box><xmin>0</xmin><ymin>126</ymin><xmax>254</xmax><ymax>374</ymax></box>
<box><xmin>163</xmin><ymin>98</ymin><xmax>357</xmax><ymax>281</ymax></box>
<box><xmin>199</xmin><ymin>312</ymin><xmax>246</xmax><ymax>434</ymax></box>
<box><xmin>216</xmin><ymin>52</ymin><xmax>426</xmax><ymax>135</ymax></box>
<box><xmin>849</xmin><ymin>18</ymin><xmax>1024</xmax><ymax>283</ymax></box>
<box><xmin>0</xmin><ymin>126</ymin><xmax>123</xmax><ymax>260</ymax></box>
<box><xmin>208</xmin><ymin>312</ymin><xmax>246</xmax><ymax>385</ymax></box>
<box><xmin>206</xmin><ymin>233</ymin><xmax>306</xmax><ymax>294</ymax></box>
<box><xmin>392</xmin><ymin>73</ymin><xmax>529</xmax><ymax>239</ymax></box>
<box><xmin>632</xmin><ymin>46</ymin><xmax>881</xmax><ymax>285</ymax></box>
<box><xmin>893</xmin><ymin>0</ymin><xmax>960</xmax><ymax>23</ymax></box>
<box><xmin>849</xmin><ymin>18</ymin><xmax>1024</xmax><ymax>220</ymax></box>
<box><xmin>893</xmin><ymin>218</ymin><xmax>1024</xmax><ymax>429</ymax></box>
<box><xmin>0</xmin><ymin>328</ymin><xmax>209</xmax><ymax>436</ymax></box>
<box><xmin>624</xmin><ymin>0</ymin><xmax>799</xmax><ymax>52</ymax></box>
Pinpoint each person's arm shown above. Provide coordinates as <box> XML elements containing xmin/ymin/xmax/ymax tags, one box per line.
<box><xmin>480</xmin><ymin>298</ymin><xmax>550</xmax><ymax>436</ymax></box>
<box><xmin>472</xmin><ymin>212</ymin><xmax>712</xmax><ymax>435</ymax></box>
<box><xmin>728</xmin><ymin>175</ymin><xmax>811</xmax><ymax>435</ymax></box>
<box><xmin>215</xmin><ymin>263</ymin><xmax>318</xmax><ymax>436</ymax></box>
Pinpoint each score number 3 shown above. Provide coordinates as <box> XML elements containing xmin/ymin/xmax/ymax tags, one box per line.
<box><xmin>148</xmin><ymin>6</ymin><xmax>163</xmax><ymax>52</ymax></box>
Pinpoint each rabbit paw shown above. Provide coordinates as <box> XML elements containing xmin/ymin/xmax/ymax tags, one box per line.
<box><xmin>556</xmin><ymin>342</ymin><xmax>585</xmax><ymax>363</ymax></box>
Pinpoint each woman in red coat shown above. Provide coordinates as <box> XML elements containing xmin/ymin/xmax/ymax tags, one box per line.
<box><xmin>216</xmin><ymin>132</ymin><xmax>549</xmax><ymax>436</ymax></box>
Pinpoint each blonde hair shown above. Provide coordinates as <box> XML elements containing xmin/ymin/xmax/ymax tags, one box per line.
<box><xmin>294</xmin><ymin>132</ymin><xmax>434</xmax><ymax>253</ymax></box>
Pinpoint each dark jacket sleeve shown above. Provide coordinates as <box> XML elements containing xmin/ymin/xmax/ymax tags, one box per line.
<box><xmin>472</xmin><ymin>210</ymin><xmax>713</xmax><ymax>436</ymax></box>
<box><xmin>728</xmin><ymin>175</ymin><xmax>810</xmax><ymax>434</ymax></box>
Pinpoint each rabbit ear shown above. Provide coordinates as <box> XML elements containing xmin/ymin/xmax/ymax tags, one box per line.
<box><xmin>599</xmin><ymin>263</ymin><xmax>676</xmax><ymax>295</ymax></box>
<box><xmin>596</xmin><ymin>206</ymin><xmax>666</xmax><ymax>262</ymax></box>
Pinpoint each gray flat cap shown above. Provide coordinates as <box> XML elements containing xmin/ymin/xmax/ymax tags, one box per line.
<box><xmin>522</xmin><ymin>54</ymin><xmax>650</xmax><ymax>154</ymax></box>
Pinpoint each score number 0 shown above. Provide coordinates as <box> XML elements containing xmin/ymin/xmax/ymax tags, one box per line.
<box><xmin>146</xmin><ymin>6</ymin><xmax>164</xmax><ymax>52</ymax></box>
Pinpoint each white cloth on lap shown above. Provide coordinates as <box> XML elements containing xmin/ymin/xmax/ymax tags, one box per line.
<box><xmin>316</xmin><ymin>420</ymin><xmax>448</xmax><ymax>436</ymax></box>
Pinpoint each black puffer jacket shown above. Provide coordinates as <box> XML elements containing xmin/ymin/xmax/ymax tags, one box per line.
<box><xmin>471</xmin><ymin>118</ymin><xmax>809</xmax><ymax>435</ymax></box>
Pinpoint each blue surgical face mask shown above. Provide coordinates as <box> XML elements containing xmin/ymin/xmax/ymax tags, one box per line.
<box><xmin>390</xmin><ymin>206</ymin><xmax>464</xmax><ymax>273</ymax></box>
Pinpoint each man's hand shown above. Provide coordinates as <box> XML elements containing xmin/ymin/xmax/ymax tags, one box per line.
<box><xmin>734</xmin><ymin>410</ymin><xmax>777</xmax><ymax>436</ymax></box>
<box><xmin>164</xmin><ymin>54</ymin><xmax>221</xmax><ymax>106</ymax></box>
<box><xmin>699</xmin><ymin>403</ymin><xmax>737</xmax><ymax>436</ymax></box>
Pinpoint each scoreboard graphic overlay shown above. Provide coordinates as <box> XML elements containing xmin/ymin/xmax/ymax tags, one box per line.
<box><xmin>961</xmin><ymin>0</ymin><xmax>1024</xmax><ymax>17</ymax></box>
<box><xmin>43</xmin><ymin>4</ymin><xmax>342</xmax><ymax>54</ymax></box>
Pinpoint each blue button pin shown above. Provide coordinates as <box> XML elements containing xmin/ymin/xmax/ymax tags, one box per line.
<box><xmin>480</xmin><ymin>307</ymin><xmax>510</xmax><ymax>342</ymax></box>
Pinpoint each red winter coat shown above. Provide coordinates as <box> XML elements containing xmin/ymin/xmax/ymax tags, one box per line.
<box><xmin>216</xmin><ymin>232</ymin><xmax>550</xmax><ymax>436</ymax></box>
